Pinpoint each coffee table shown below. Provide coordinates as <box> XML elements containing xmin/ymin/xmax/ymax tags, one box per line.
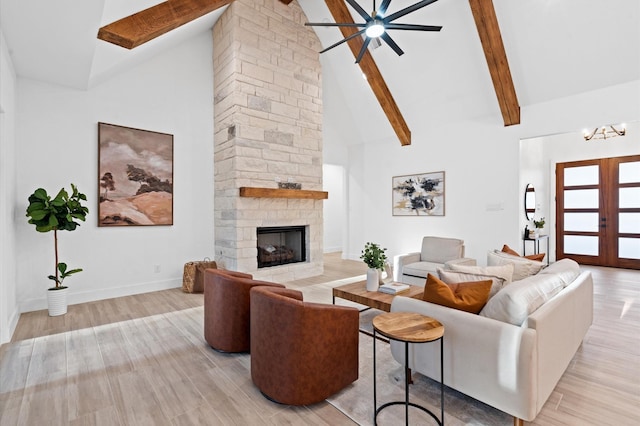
<box><xmin>332</xmin><ymin>280</ymin><xmax>424</xmax><ymax>340</ymax></box>
<box><xmin>332</xmin><ymin>280</ymin><xmax>424</xmax><ymax>312</ymax></box>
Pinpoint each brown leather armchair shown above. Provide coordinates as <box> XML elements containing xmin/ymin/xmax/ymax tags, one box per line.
<box><xmin>203</xmin><ymin>269</ymin><xmax>284</xmax><ymax>353</ymax></box>
<box><xmin>250</xmin><ymin>286</ymin><xmax>359</xmax><ymax>406</ymax></box>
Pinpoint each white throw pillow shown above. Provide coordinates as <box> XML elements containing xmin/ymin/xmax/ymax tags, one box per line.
<box><xmin>538</xmin><ymin>258</ymin><xmax>580</xmax><ymax>287</ymax></box>
<box><xmin>442</xmin><ymin>264</ymin><xmax>514</xmax><ymax>299</ymax></box>
<box><xmin>486</xmin><ymin>250</ymin><xmax>545</xmax><ymax>281</ymax></box>
<box><xmin>479</xmin><ymin>273</ymin><xmax>565</xmax><ymax>325</ymax></box>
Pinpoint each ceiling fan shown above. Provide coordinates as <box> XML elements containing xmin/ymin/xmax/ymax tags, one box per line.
<box><xmin>305</xmin><ymin>0</ymin><xmax>442</xmax><ymax>63</ymax></box>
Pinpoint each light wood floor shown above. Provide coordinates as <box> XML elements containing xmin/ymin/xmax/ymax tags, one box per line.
<box><xmin>1</xmin><ymin>253</ymin><xmax>639</xmax><ymax>425</ymax></box>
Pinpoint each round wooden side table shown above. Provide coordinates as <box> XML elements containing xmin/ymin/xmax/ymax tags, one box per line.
<box><xmin>372</xmin><ymin>311</ymin><xmax>444</xmax><ymax>425</ymax></box>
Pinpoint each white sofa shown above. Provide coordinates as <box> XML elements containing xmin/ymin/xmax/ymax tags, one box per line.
<box><xmin>393</xmin><ymin>236</ymin><xmax>477</xmax><ymax>286</ymax></box>
<box><xmin>389</xmin><ymin>258</ymin><xmax>593</xmax><ymax>424</ymax></box>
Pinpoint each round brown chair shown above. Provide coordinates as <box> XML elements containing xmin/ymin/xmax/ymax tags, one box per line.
<box><xmin>249</xmin><ymin>286</ymin><xmax>360</xmax><ymax>406</ymax></box>
<box><xmin>203</xmin><ymin>268</ymin><xmax>284</xmax><ymax>353</ymax></box>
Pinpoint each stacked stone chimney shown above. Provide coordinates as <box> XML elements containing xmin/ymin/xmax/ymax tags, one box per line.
<box><xmin>212</xmin><ymin>0</ymin><xmax>324</xmax><ymax>281</ymax></box>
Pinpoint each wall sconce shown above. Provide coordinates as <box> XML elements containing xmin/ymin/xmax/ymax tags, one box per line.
<box><xmin>583</xmin><ymin>124</ymin><xmax>626</xmax><ymax>141</ymax></box>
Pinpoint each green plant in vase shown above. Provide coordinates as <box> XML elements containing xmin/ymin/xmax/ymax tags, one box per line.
<box><xmin>532</xmin><ymin>217</ymin><xmax>545</xmax><ymax>237</ymax></box>
<box><xmin>533</xmin><ymin>217</ymin><xmax>545</xmax><ymax>230</ymax></box>
<box><xmin>361</xmin><ymin>242</ymin><xmax>388</xmax><ymax>291</ymax></box>
<box><xmin>360</xmin><ymin>242</ymin><xmax>388</xmax><ymax>270</ymax></box>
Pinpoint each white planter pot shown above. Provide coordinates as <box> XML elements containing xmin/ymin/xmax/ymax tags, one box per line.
<box><xmin>47</xmin><ymin>287</ymin><xmax>69</xmax><ymax>316</ymax></box>
<box><xmin>366</xmin><ymin>268</ymin><xmax>379</xmax><ymax>291</ymax></box>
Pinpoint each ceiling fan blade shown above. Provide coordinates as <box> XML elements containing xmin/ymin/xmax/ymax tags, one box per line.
<box><xmin>355</xmin><ymin>37</ymin><xmax>372</xmax><ymax>64</ymax></box>
<box><xmin>385</xmin><ymin>23</ymin><xmax>442</xmax><ymax>31</ymax></box>
<box><xmin>319</xmin><ymin>29</ymin><xmax>367</xmax><ymax>54</ymax></box>
<box><xmin>305</xmin><ymin>22</ymin><xmax>366</xmax><ymax>28</ymax></box>
<box><xmin>345</xmin><ymin>0</ymin><xmax>373</xmax><ymax>22</ymax></box>
<box><xmin>380</xmin><ymin>32</ymin><xmax>404</xmax><ymax>56</ymax></box>
<box><xmin>377</xmin><ymin>0</ymin><xmax>393</xmax><ymax>17</ymax></box>
<box><xmin>386</xmin><ymin>0</ymin><xmax>439</xmax><ymax>23</ymax></box>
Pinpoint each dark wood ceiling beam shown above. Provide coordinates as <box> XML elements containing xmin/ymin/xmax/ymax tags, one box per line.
<box><xmin>98</xmin><ymin>0</ymin><xmax>232</xmax><ymax>49</ymax></box>
<box><xmin>468</xmin><ymin>0</ymin><xmax>520</xmax><ymax>126</ymax></box>
<box><xmin>323</xmin><ymin>0</ymin><xmax>411</xmax><ymax>146</ymax></box>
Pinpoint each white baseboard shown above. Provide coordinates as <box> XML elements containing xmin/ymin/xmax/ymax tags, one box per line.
<box><xmin>19</xmin><ymin>278</ymin><xmax>182</xmax><ymax>314</ymax></box>
<box><xmin>0</xmin><ymin>306</ymin><xmax>20</xmax><ymax>345</ymax></box>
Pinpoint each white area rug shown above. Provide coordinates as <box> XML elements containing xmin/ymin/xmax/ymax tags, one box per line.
<box><xmin>327</xmin><ymin>309</ymin><xmax>512</xmax><ymax>426</ymax></box>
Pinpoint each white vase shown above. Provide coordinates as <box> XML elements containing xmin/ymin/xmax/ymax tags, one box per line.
<box><xmin>47</xmin><ymin>287</ymin><xmax>69</xmax><ymax>316</ymax></box>
<box><xmin>366</xmin><ymin>268</ymin><xmax>379</xmax><ymax>291</ymax></box>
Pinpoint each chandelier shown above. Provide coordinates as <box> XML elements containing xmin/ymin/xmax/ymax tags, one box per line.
<box><xmin>583</xmin><ymin>124</ymin><xmax>626</xmax><ymax>141</ymax></box>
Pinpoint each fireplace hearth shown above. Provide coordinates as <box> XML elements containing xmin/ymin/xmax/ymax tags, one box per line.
<box><xmin>257</xmin><ymin>226</ymin><xmax>306</xmax><ymax>268</ymax></box>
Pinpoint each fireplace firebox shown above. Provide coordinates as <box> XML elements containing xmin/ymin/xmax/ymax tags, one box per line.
<box><xmin>257</xmin><ymin>226</ymin><xmax>306</xmax><ymax>268</ymax></box>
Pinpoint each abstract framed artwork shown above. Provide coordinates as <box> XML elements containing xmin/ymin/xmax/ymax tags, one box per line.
<box><xmin>98</xmin><ymin>122</ymin><xmax>174</xmax><ymax>226</ymax></box>
<box><xmin>392</xmin><ymin>171</ymin><xmax>445</xmax><ymax>216</ymax></box>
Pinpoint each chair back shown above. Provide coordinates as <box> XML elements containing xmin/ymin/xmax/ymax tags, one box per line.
<box><xmin>421</xmin><ymin>236</ymin><xmax>465</xmax><ymax>263</ymax></box>
<box><xmin>249</xmin><ymin>286</ymin><xmax>359</xmax><ymax>405</ymax></box>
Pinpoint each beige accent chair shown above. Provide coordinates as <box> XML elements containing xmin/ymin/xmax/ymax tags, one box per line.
<box><xmin>393</xmin><ymin>236</ymin><xmax>476</xmax><ymax>286</ymax></box>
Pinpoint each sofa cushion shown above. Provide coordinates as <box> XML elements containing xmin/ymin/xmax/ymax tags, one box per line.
<box><xmin>403</xmin><ymin>261</ymin><xmax>443</xmax><ymax>278</ymax></box>
<box><xmin>423</xmin><ymin>273</ymin><xmax>492</xmax><ymax>314</ymax></box>
<box><xmin>441</xmin><ymin>263</ymin><xmax>514</xmax><ymax>299</ymax></box>
<box><xmin>487</xmin><ymin>250</ymin><xmax>545</xmax><ymax>281</ymax></box>
<box><xmin>538</xmin><ymin>258</ymin><xmax>580</xmax><ymax>287</ymax></box>
<box><xmin>502</xmin><ymin>244</ymin><xmax>545</xmax><ymax>262</ymax></box>
<box><xmin>421</xmin><ymin>237</ymin><xmax>464</xmax><ymax>264</ymax></box>
<box><xmin>479</xmin><ymin>273</ymin><xmax>565</xmax><ymax>325</ymax></box>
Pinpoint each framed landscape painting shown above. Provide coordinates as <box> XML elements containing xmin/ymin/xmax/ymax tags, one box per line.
<box><xmin>98</xmin><ymin>122</ymin><xmax>174</xmax><ymax>226</ymax></box>
<box><xmin>392</xmin><ymin>171</ymin><xmax>445</xmax><ymax>216</ymax></box>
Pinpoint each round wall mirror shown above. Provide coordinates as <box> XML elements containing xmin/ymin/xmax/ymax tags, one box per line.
<box><xmin>525</xmin><ymin>184</ymin><xmax>536</xmax><ymax>220</ymax></box>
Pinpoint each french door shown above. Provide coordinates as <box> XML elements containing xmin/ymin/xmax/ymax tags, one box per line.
<box><xmin>556</xmin><ymin>155</ymin><xmax>640</xmax><ymax>269</ymax></box>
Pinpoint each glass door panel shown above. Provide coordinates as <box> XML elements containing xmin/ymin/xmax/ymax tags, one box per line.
<box><xmin>619</xmin><ymin>161</ymin><xmax>640</xmax><ymax>183</ymax></box>
<box><xmin>564</xmin><ymin>165</ymin><xmax>599</xmax><ymax>185</ymax></box>
<box><xmin>619</xmin><ymin>238</ymin><xmax>640</xmax><ymax>260</ymax></box>
<box><xmin>564</xmin><ymin>213</ymin><xmax>599</xmax><ymax>232</ymax></box>
<box><xmin>619</xmin><ymin>213</ymin><xmax>640</xmax><ymax>233</ymax></box>
<box><xmin>619</xmin><ymin>187</ymin><xmax>640</xmax><ymax>208</ymax></box>
<box><xmin>564</xmin><ymin>189</ymin><xmax>599</xmax><ymax>208</ymax></box>
<box><xmin>564</xmin><ymin>236</ymin><xmax>599</xmax><ymax>256</ymax></box>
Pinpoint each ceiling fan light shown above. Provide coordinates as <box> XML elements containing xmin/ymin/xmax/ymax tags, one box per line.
<box><xmin>365</xmin><ymin>21</ymin><xmax>385</xmax><ymax>38</ymax></box>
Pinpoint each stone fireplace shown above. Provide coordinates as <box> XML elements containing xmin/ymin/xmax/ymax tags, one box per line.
<box><xmin>212</xmin><ymin>0</ymin><xmax>324</xmax><ymax>281</ymax></box>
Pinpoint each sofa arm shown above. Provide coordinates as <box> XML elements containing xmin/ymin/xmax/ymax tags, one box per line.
<box><xmin>443</xmin><ymin>257</ymin><xmax>477</xmax><ymax>268</ymax></box>
<box><xmin>393</xmin><ymin>252</ymin><xmax>421</xmax><ymax>281</ymax></box>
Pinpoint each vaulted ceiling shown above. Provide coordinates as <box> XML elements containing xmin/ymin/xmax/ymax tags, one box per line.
<box><xmin>1</xmin><ymin>0</ymin><xmax>638</xmax><ymax>145</ymax></box>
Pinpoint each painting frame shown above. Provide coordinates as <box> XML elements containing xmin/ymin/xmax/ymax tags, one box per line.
<box><xmin>392</xmin><ymin>171</ymin><xmax>445</xmax><ymax>216</ymax></box>
<box><xmin>98</xmin><ymin>122</ymin><xmax>174</xmax><ymax>227</ymax></box>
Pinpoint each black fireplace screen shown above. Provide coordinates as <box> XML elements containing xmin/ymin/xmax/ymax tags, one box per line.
<box><xmin>257</xmin><ymin>226</ymin><xmax>306</xmax><ymax>268</ymax></box>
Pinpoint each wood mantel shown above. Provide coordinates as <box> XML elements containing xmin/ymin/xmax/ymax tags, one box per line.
<box><xmin>239</xmin><ymin>187</ymin><xmax>328</xmax><ymax>200</ymax></box>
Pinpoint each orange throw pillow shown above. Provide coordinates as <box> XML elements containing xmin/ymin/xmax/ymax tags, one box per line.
<box><xmin>423</xmin><ymin>274</ymin><xmax>492</xmax><ymax>314</ymax></box>
<box><xmin>502</xmin><ymin>244</ymin><xmax>545</xmax><ymax>262</ymax></box>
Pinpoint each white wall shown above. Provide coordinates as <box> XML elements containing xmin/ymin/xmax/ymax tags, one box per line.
<box><xmin>14</xmin><ymin>32</ymin><xmax>215</xmax><ymax>313</ymax></box>
<box><xmin>323</xmin><ymin>164</ymin><xmax>345</xmax><ymax>253</ymax></box>
<box><xmin>519</xmin><ymin>137</ymin><xmax>546</xmax><ymax>239</ymax></box>
<box><xmin>339</xmin><ymin>80</ymin><xmax>640</xmax><ymax>267</ymax></box>
<box><xmin>0</xmin><ymin>26</ymin><xmax>19</xmax><ymax>344</ymax></box>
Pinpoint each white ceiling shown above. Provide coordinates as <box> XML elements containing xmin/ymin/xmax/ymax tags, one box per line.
<box><xmin>1</xmin><ymin>0</ymin><xmax>638</xmax><ymax>141</ymax></box>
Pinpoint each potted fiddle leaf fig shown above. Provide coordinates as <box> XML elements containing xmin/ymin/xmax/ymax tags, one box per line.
<box><xmin>25</xmin><ymin>183</ymin><xmax>89</xmax><ymax>316</ymax></box>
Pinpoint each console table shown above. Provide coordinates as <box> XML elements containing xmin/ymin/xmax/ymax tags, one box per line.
<box><xmin>523</xmin><ymin>234</ymin><xmax>549</xmax><ymax>265</ymax></box>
